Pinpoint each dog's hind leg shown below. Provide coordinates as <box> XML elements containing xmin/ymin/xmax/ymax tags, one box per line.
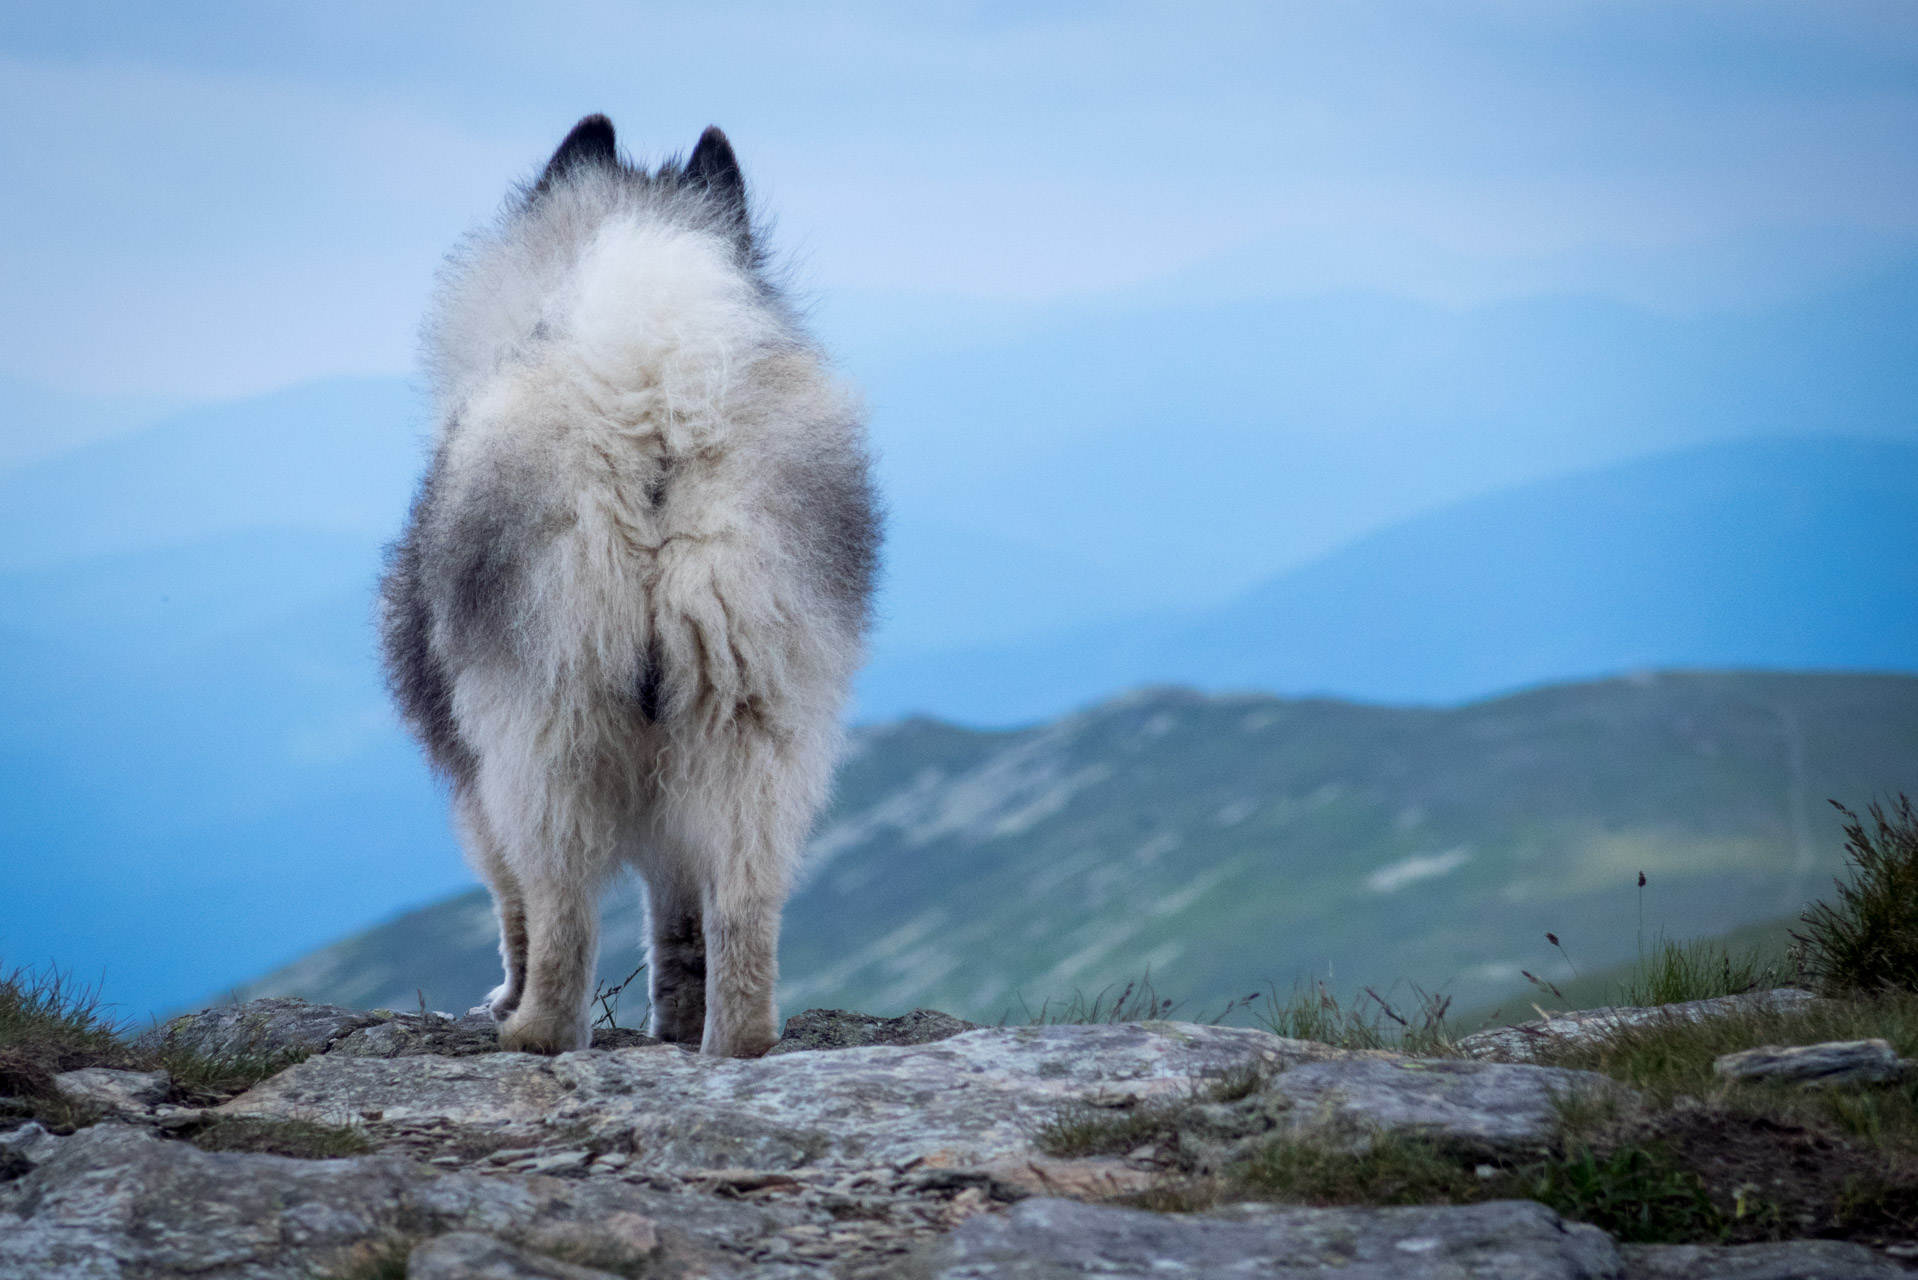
<box><xmin>500</xmin><ymin>868</ymin><xmax>599</xmax><ymax>1053</ymax></box>
<box><xmin>643</xmin><ymin>873</ymin><xmax>707</xmax><ymax>1045</ymax></box>
<box><xmin>493</xmin><ymin>782</ymin><xmax>609</xmax><ymax>1054</ymax></box>
<box><xmin>670</xmin><ymin>741</ymin><xmax>810</xmax><ymax>1058</ymax></box>
<box><xmin>701</xmin><ymin>884</ymin><xmax>782</xmax><ymax>1058</ymax></box>
<box><xmin>457</xmin><ymin>789</ymin><xmax>528</xmax><ymax>1022</ymax></box>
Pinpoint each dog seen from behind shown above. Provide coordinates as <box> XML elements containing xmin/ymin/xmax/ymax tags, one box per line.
<box><xmin>378</xmin><ymin>115</ymin><xmax>879</xmax><ymax>1057</ymax></box>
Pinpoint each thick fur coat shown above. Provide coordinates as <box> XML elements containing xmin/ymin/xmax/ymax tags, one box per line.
<box><xmin>379</xmin><ymin>117</ymin><xmax>879</xmax><ymax>1056</ymax></box>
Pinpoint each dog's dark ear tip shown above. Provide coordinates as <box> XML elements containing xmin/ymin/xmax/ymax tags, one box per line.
<box><xmin>687</xmin><ymin>128</ymin><xmax>740</xmax><ymax>182</ymax></box>
<box><xmin>537</xmin><ymin>115</ymin><xmax>619</xmax><ymax>192</ymax></box>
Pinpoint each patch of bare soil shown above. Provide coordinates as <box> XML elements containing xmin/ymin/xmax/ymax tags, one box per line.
<box><xmin>1644</xmin><ymin>1105</ymin><xmax>1918</xmax><ymax>1249</ymax></box>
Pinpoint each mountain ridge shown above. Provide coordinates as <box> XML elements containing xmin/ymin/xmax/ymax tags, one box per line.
<box><xmin>235</xmin><ymin>670</ymin><xmax>1918</xmax><ymax>1024</ymax></box>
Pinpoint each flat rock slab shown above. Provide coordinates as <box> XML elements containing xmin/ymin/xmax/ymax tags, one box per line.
<box><xmin>222</xmin><ymin>1023</ymin><xmax>1319</xmax><ymax>1170</ymax></box>
<box><xmin>157</xmin><ymin>998</ymin><xmax>657</xmax><ymax>1065</ymax></box>
<box><xmin>157</xmin><ymin>996</ymin><xmax>382</xmax><ymax>1061</ymax></box>
<box><xmin>1713</xmin><ymin>1039</ymin><xmax>1911</xmax><ymax>1088</ymax></box>
<box><xmin>1269</xmin><ymin>1058</ymin><xmax>1625</xmax><ymax>1151</ymax></box>
<box><xmin>767</xmin><ymin>1007</ymin><xmax>983</xmax><ymax>1055</ymax></box>
<box><xmin>1458</xmin><ymin>991</ymin><xmax>1821</xmax><ymax>1065</ymax></box>
<box><xmin>0</xmin><ymin>1123</ymin><xmax>795</xmax><ymax>1280</ymax></box>
<box><xmin>407</xmin><ymin>1231</ymin><xmax>628</xmax><ymax>1279</ymax></box>
<box><xmin>899</xmin><ymin>1196</ymin><xmax>1623</xmax><ymax>1279</ymax></box>
<box><xmin>1622</xmin><ymin>1241</ymin><xmax>1910</xmax><ymax>1279</ymax></box>
<box><xmin>51</xmin><ymin>1068</ymin><xmax>171</xmax><ymax>1113</ymax></box>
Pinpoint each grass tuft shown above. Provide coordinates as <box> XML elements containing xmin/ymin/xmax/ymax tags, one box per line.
<box><xmin>1621</xmin><ymin>935</ymin><xmax>1790</xmax><ymax>1009</ymax></box>
<box><xmin>189</xmin><ymin>1114</ymin><xmax>373</xmax><ymax>1158</ymax></box>
<box><xmin>1019</xmin><ymin>972</ymin><xmax>1179</xmax><ymax>1025</ymax></box>
<box><xmin>0</xmin><ymin>962</ymin><xmax>145</xmax><ymax>1129</ymax></box>
<box><xmin>1255</xmin><ymin>981</ymin><xmax>1458</xmax><ymax>1054</ymax></box>
<box><xmin>1522</xmin><ymin>1142</ymin><xmax>1722</xmax><ymax>1243</ymax></box>
<box><xmin>157</xmin><ymin>1037</ymin><xmax>311</xmax><ymax>1104</ymax></box>
<box><xmin>1794</xmin><ymin>795</ymin><xmax>1918</xmax><ymax>995</ymax></box>
<box><xmin>1235</xmin><ymin>1133</ymin><xmax>1491</xmax><ymax>1206</ymax></box>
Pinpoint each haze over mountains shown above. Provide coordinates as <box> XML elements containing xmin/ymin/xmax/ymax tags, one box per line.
<box><xmin>1</xmin><ymin>262</ymin><xmax>1915</xmax><ymax>1018</ymax></box>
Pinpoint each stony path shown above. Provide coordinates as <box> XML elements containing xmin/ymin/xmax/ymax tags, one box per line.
<box><xmin>0</xmin><ymin>999</ymin><xmax>1907</xmax><ymax>1279</ymax></box>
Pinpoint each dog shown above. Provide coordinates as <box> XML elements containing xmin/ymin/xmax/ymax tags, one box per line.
<box><xmin>378</xmin><ymin>116</ymin><xmax>878</xmax><ymax>1056</ymax></box>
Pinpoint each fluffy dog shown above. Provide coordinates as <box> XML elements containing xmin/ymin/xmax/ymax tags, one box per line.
<box><xmin>379</xmin><ymin>116</ymin><xmax>878</xmax><ymax>1056</ymax></box>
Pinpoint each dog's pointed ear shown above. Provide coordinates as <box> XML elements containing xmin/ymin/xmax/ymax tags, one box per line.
<box><xmin>536</xmin><ymin>115</ymin><xmax>618</xmax><ymax>193</ymax></box>
<box><xmin>685</xmin><ymin>126</ymin><xmax>747</xmax><ymax>224</ymax></box>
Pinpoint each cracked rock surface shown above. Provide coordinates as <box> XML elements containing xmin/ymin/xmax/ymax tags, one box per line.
<box><xmin>2</xmin><ymin>997</ymin><xmax>1907</xmax><ymax>1279</ymax></box>
<box><xmin>218</xmin><ymin>1021</ymin><xmax>1310</xmax><ymax>1170</ymax></box>
<box><xmin>897</xmin><ymin>1196</ymin><xmax>1625</xmax><ymax>1279</ymax></box>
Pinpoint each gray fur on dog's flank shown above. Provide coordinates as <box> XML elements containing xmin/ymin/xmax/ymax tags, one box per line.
<box><xmin>378</xmin><ymin>115</ymin><xmax>879</xmax><ymax>1057</ymax></box>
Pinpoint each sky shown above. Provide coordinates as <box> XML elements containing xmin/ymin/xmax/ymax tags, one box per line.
<box><xmin>2</xmin><ymin>1</ymin><xmax>1915</xmax><ymax>404</ymax></box>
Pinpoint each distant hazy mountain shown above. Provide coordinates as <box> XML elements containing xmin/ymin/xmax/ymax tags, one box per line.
<box><xmin>0</xmin><ymin>377</ymin><xmax>422</xmax><ymax>572</ymax></box>
<box><xmin>857</xmin><ymin>437</ymin><xmax>1918</xmax><ymax>723</ymax></box>
<box><xmin>241</xmin><ymin>672</ymin><xmax>1918</xmax><ymax>1023</ymax></box>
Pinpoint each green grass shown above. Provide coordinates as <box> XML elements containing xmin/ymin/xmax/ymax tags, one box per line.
<box><xmin>1017</xmin><ymin>973</ymin><xmax>1181</xmax><ymax>1025</ymax></box>
<box><xmin>0</xmin><ymin>961</ymin><xmax>314</xmax><ymax>1128</ymax></box>
<box><xmin>1522</xmin><ymin>1142</ymin><xmax>1723</xmax><ymax>1243</ymax></box>
<box><xmin>1233</xmin><ymin>1133</ymin><xmax>1494</xmax><ymax>1206</ymax></box>
<box><xmin>1255</xmin><ymin>980</ymin><xmax>1460</xmax><ymax>1054</ymax></box>
<box><xmin>1620</xmin><ymin>934</ymin><xmax>1794</xmax><ymax>1009</ymax></box>
<box><xmin>189</xmin><ymin>1114</ymin><xmax>372</xmax><ymax>1158</ymax></box>
<box><xmin>0</xmin><ymin>963</ymin><xmax>145</xmax><ymax>1130</ymax></box>
<box><xmin>316</xmin><ymin>1237</ymin><xmax>414</xmax><ymax>1280</ymax></box>
<box><xmin>1795</xmin><ymin>796</ymin><xmax>1918</xmax><ymax>995</ymax></box>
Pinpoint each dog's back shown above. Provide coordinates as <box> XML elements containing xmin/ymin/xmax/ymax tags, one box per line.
<box><xmin>380</xmin><ymin>119</ymin><xmax>878</xmax><ymax>1055</ymax></box>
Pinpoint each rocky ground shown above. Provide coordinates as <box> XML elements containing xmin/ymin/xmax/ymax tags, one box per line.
<box><xmin>1</xmin><ymin>995</ymin><xmax>1910</xmax><ymax>1279</ymax></box>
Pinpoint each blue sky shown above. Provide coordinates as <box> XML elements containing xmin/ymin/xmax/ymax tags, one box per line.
<box><xmin>3</xmin><ymin>1</ymin><xmax>1914</xmax><ymax>403</ymax></box>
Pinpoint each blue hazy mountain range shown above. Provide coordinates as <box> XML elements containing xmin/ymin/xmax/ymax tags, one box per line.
<box><xmin>1</xmin><ymin>265</ymin><xmax>1915</xmax><ymax>1018</ymax></box>
<box><xmin>859</xmin><ymin>436</ymin><xmax>1918</xmax><ymax>724</ymax></box>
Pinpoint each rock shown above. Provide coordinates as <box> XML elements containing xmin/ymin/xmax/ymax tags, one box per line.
<box><xmin>0</xmin><ymin>1123</ymin><xmax>794</xmax><ymax>1280</ymax></box>
<box><xmin>1712</xmin><ymin>1039</ymin><xmax>1911</xmax><ymax>1088</ymax></box>
<box><xmin>1174</xmin><ymin>1058</ymin><xmax>1625</xmax><ymax>1164</ymax></box>
<box><xmin>221</xmin><ymin>1022</ymin><xmax>1321</xmax><ymax>1170</ymax></box>
<box><xmin>407</xmin><ymin>1232</ymin><xmax>624</xmax><ymax>1280</ymax></box>
<box><xmin>50</xmin><ymin>1068</ymin><xmax>170</xmax><ymax>1114</ymax></box>
<box><xmin>156</xmin><ymin>997</ymin><xmax>380</xmax><ymax>1063</ymax></box>
<box><xmin>160</xmin><ymin>998</ymin><xmax>660</xmax><ymax>1064</ymax></box>
<box><xmin>900</xmin><ymin>1195</ymin><xmax>1623</xmax><ymax>1279</ymax></box>
<box><xmin>1622</xmin><ymin>1240</ymin><xmax>1909</xmax><ymax>1278</ymax></box>
<box><xmin>1458</xmin><ymin>990</ymin><xmax>1821</xmax><ymax>1064</ymax></box>
<box><xmin>767</xmin><ymin>1007</ymin><xmax>983</xmax><ymax>1055</ymax></box>
<box><xmin>329</xmin><ymin>1008</ymin><xmax>513</xmax><ymax>1058</ymax></box>
<box><xmin>1274</xmin><ymin>1058</ymin><xmax>1625</xmax><ymax>1150</ymax></box>
<box><xmin>972</xmin><ymin>1156</ymin><xmax>1156</xmax><ymax>1200</ymax></box>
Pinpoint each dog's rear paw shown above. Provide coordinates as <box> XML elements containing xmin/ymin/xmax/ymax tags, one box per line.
<box><xmin>498</xmin><ymin>1008</ymin><xmax>590</xmax><ymax>1055</ymax></box>
<box><xmin>484</xmin><ymin>983</ymin><xmax>521</xmax><ymax>1023</ymax></box>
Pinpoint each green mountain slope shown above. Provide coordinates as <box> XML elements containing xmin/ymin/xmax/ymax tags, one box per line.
<box><xmin>235</xmin><ymin>671</ymin><xmax>1918</xmax><ymax>1022</ymax></box>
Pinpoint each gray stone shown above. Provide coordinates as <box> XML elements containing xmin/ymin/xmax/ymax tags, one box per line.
<box><xmin>901</xmin><ymin>1196</ymin><xmax>1625</xmax><ymax>1279</ymax></box>
<box><xmin>1458</xmin><ymin>991</ymin><xmax>1821</xmax><ymax>1064</ymax></box>
<box><xmin>1622</xmin><ymin>1240</ymin><xmax>1908</xmax><ymax>1279</ymax></box>
<box><xmin>221</xmin><ymin>1022</ymin><xmax>1326</xmax><ymax>1171</ymax></box>
<box><xmin>50</xmin><ymin>1067</ymin><xmax>170</xmax><ymax>1114</ymax></box>
<box><xmin>1713</xmin><ymin>1039</ymin><xmax>1911</xmax><ymax>1088</ymax></box>
<box><xmin>0</xmin><ymin>1123</ymin><xmax>794</xmax><ymax>1280</ymax></box>
<box><xmin>328</xmin><ymin>1008</ymin><xmax>512</xmax><ymax>1058</ymax></box>
<box><xmin>767</xmin><ymin>1007</ymin><xmax>983</xmax><ymax>1055</ymax></box>
<box><xmin>1267</xmin><ymin>1057</ymin><xmax>1625</xmax><ymax>1153</ymax></box>
<box><xmin>407</xmin><ymin>1231</ymin><xmax>627</xmax><ymax>1280</ymax></box>
<box><xmin>155</xmin><ymin>996</ymin><xmax>380</xmax><ymax>1063</ymax></box>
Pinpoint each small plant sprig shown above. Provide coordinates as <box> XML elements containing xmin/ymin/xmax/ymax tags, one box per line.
<box><xmin>592</xmin><ymin>964</ymin><xmax>649</xmax><ymax>1030</ymax></box>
